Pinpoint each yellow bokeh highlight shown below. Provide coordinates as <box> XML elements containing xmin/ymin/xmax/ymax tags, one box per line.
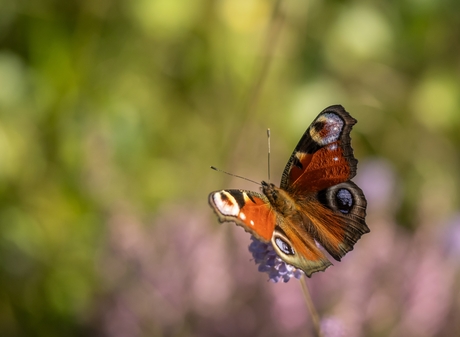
<box><xmin>410</xmin><ymin>72</ymin><xmax>460</xmax><ymax>130</ymax></box>
<box><xmin>129</xmin><ymin>0</ymin><xmax>203</xmax><ymax>38</ymax></box>
<box><xmin>326</xmin><ymin>5</ymin><xmax>393</xmax><ymax>66</ymax></box>
<box><xmin>218</xmin><ymin>0</ymin><xmax>270</xmax><ymax>33</ymax></box>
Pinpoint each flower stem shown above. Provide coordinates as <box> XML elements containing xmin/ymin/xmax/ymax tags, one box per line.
<box><xmin>300</xmin><ymin>275</ymin><xmax>323</xmax><ymax>337</ymax></box>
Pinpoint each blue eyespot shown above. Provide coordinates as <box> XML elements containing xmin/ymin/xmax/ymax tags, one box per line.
<box><xmin>335</xmin><ymin>188</ymin><xmax>353</xmax><ymax>214</ymax></box>
<box><xmin>275</xmin><ymin>237</ymin><xmax>295</xmax><ymax>255</ymax></box>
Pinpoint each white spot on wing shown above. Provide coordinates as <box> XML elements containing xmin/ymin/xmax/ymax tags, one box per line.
<box><xmin>213</xmin><ymin>191</ymin><xmax>239</xmax><ymax>216</ymax></box>
<box><xmin>239</xmin><ymin>213</ymin><xmax>246</xmax><ymax>220</ymax></box>
<box><xmin>327</xmin><ymin>143</ymin><xmax>338</xmax><ymax>151</ymax></box>
<box><xmin>250</xmin><ymin>220</ymin><xmax>254</xmax><ymax>226</ymax></box>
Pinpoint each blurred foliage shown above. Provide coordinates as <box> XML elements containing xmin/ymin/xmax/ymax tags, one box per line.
<box><xmin>1</xmin><ymin>0</ymin><xmax>460</xmax><ymax>336</ymax></box>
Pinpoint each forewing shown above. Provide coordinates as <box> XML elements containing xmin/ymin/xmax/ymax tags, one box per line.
<box><xmin>208</xmin><ymin>190</ymin><xmax>275</xmax><ymax>242</ymax></box>
<box><xmin>280</xmin><ymin>105</ymin><xmax>358</xmax><ymax>192</ymax></box>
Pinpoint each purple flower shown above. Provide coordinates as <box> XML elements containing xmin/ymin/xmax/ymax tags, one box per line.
<box><xmin>248</xmin><ymin>236</ymin><xmax>303</xmax><ymax>282</ymax></box>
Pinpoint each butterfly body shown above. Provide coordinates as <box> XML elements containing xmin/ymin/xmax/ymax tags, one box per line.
<box><xmin>209</xmin><ymin>105</ymin><xmax>369</xmax><ymax>277</ymax></box>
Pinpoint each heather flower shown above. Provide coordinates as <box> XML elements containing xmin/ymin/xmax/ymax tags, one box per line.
<box><xmin>248</xmin><ymin>236</ymin><xmax>303</xmax><ymax>282</ymax></box>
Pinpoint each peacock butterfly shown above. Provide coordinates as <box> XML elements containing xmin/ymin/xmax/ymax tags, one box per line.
<box><xmin>208</xmin><ymin>105</ymin><xmax>369</xmax><ymax>277</ymax></box>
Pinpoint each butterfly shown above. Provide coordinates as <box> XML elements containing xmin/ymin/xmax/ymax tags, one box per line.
<box><xmin>208</xmin><ymin>105</ymin><xmax>369</xmax><ymax>277</ymax></box>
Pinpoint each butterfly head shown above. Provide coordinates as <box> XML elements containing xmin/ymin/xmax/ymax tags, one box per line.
<box><xmin>260</xmin><ymin>181</ymin><xmax>276</xmax><ymax>200</ymax></box>
<box><xmin>261</xmin><ymin>181</ymin><xmax>297</xmax><ymax>216</ymax></box>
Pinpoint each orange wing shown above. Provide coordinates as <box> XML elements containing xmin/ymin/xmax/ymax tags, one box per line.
<box><xmin>271</xmin><ymin>221</ymin><xmax>332</xmax><ymax>277</ymax></box>
<box><xmin>279</xmin><ymin>106</ymin><xmax>369</xmax><ymax>263</ymax></box>
<box><xmin>301</xmin><ymin>181</ymin><xmax>369</xmax><ymax>261</ymax></box>
<box><xmin>208</xmin><ymin>190</ymin><xmax>276</xmax><ymax>242</ymax></box>
<box><xmin>280</xmin><ymin>105</ymin><xmax>357</xmax><ymax>193</ymax></box>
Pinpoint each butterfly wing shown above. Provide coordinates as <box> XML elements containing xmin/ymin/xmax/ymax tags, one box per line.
<box><xmin>302</xmin><ymin>181</ymin><xmax>368</xmax><ymax>261</ymax></box>
<box><xmin>281</xmin><ymin>105</ymin><xmax>358</xmax><ymax>191</ymax></box>
<box><xmin>208</xmin><ymin>190</ymin><xmax>275</xmax><ymax>242</ymax></box>
<box><xmin>280</xmin><ymin>105</ymin><xmax>369</xmax><ymax>262</ymax></box>
<box><xmin>271</xmin><ymin>221</ymin><xmax>332</xmax><ymax>277</ymax></box>
<box><xmin>209</xmin><ymin>189</ymin><xmax>332</xmax><ymax>276</ymax></box>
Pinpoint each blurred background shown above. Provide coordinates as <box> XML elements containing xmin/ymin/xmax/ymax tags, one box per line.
<box><xmin>1</xmin><ymin>0</ymin><xmax>460</xmax><ymax>336</ymax></box>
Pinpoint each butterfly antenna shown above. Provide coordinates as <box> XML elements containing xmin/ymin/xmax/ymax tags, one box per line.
<box><xmin>210</xmin><ymin>166</ymin><xmax>261</xmax><ymax>186</ymax></box>
<box><xmin>267</xmin><ymin>128</ymin><xmax>271</xmax><ymax>183</ymax></box>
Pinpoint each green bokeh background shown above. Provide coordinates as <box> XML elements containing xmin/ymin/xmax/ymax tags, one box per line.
<box><xmin>1</xmin><ymin>0</ymin><xmax>460</xmax><ymax>336</ymax></box>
